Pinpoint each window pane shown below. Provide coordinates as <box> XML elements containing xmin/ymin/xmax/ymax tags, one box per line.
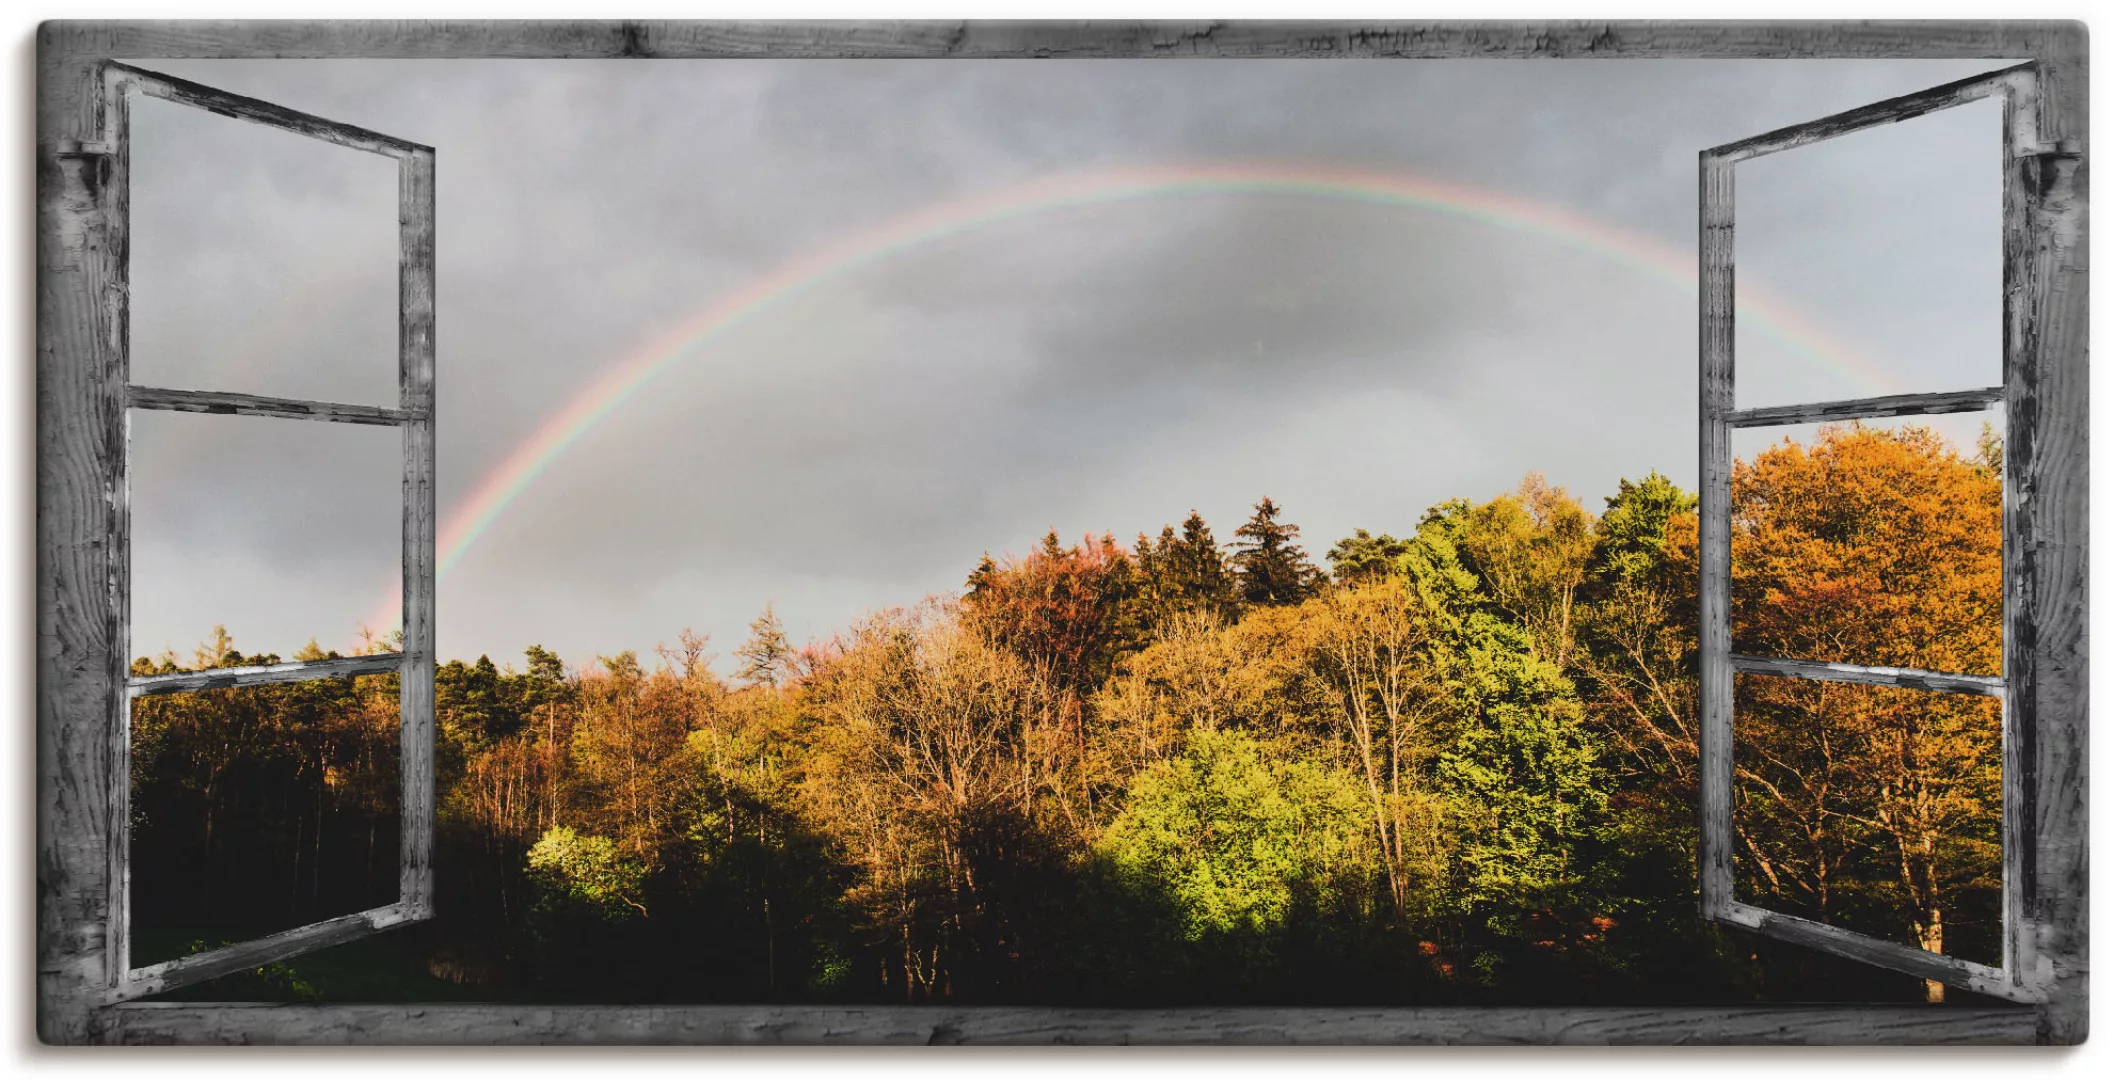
<box><xmin>129</xmin><ymin>92</ymin><xmax>400</xmax><ymax>407</ymax></box>
<box><xmin>128</xmin><ymin>680</ymin><xmax>401</xmax><ymax>967</ymax></box>
<box><xmin>1732</xmin><ymin>674</ymin><xmax>2002</xmax><ymax>968</ymax></box>
<box><xmin>1729</xmin><ymin>414</ymin><xmax>2003</xmax><ymax>677</ymax></box>
<box><xmin>133</xmin><ymin>929</ymin><xmax>482</xmax><ymax>1003</ymax></box>
<box><xmin>1733</xmin><ymin>95</ymin><xmax>2002</xmax><ymax>410</ymax></box>
<box><xmin>129</xmin><ymin>411</ymin><xmax>401</xmax><ymax>664</ymax></box>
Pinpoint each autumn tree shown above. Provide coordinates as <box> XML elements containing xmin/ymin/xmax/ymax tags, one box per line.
<box><xmin>1726</xmin><ymin>423</ymin><xmax>2002</xmax><ymax>1000</ymax></box>
<box><xmin>146</xmin><ymin>432</ymin><xmax>1999</xmax><ymax>1007</ymax></box>
<box><xmin>964</xmin><ymin>531</ymin><xmax>1141</xmax><ymax>697</ymax></box>
<box><xmin>1302</xmin><ymin>576</ymin><xmax>1453</xmax><ymax>917</ymax></box>
<box><xmin>799</xmin><ymin>601</ymin><xmax>1076</xmax><ymax>999</ymax></box>
<box><xmin>1090</xmin><ymin>604</ymin><xmax>1318</xmax><ymax>792</ymax></box>
<box><xmin>127</xmin><ymin>630</ymin><xmax>401</xmax><ymax>953</ymax></box>
<box><xmin>565</xmin><ymin>650</ymin><xmax>705</xmax><ymax>862</ymax></box>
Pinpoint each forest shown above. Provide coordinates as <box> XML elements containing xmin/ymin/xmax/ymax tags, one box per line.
<box><xmin>127</xmin><ymin>422</ymin><xmax>2006</xmax><ymax>1006</ymax></box>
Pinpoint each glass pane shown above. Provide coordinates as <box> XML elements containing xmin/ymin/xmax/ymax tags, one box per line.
<box><xmin>1729</xmin><ymin>414</ymin><xmax>2003</xmax><ymax>677</ymax></box>
<box><xmin>129</xmin><ymin>680</ymin><xmax>401</xmax><ymax>967</ymax></box>
<box><xmin>1732</xmin><ymin>674</ymin><xmax>2002</xmax><ymax>969</ymax></box>
<box><xmin>129</xmin><ymin>92</ymin><xmax>400</xmax><ymax>406</ymax></box>
<box><xmin>129</xmin><ymin>411</ymin><xmax>401</xmax><ymax>664</ymax></box>
<box><xmin>1734</xmin><ymin>95</ymin><xmax>2002</xmax><ymax>410</ymax></box>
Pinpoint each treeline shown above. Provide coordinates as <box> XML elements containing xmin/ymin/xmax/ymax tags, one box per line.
<box><xmin>128</xmin><ymin>423</ymin><xmax>2003</xmax><ymax>1005</ymax></box>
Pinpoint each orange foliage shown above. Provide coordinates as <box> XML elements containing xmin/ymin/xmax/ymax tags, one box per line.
<box><xmin>1726</xmin><ymin>424</ymin><xmax>2003</xmax><ymax>995</ymax></box>
<box><xmin>1730</xmin><ymin>423</ymin><xmax>2000</xmax><ymax>675</ymax></box>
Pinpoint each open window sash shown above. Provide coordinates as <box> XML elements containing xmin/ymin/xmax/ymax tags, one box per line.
<box><xmin>1697</xmin><ymin>62</ymin><xmax>2065</xmax><ymax>1005</ymax></box>
<box><xmin>95</xmin><ymin>62</ymin><xmax>437</xmax><ymax>1004</ymax></box>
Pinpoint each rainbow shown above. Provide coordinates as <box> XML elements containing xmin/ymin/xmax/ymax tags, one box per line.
<box><xmin>367</xmin><ymin>161</ymin><xmax>1883</xmax><ymax>634</ymax></box>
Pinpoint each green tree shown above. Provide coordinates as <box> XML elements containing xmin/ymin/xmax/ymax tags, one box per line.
<box><xmin>1587</xmin><ymin>472</ymin><xmax>1698</xmax><ymax>589</ymax></box>
<box><xmin>526</xmin><ymin>825</ymin><xmax>649</xmax><ymax>918</ymax></box>
<box><xmin>1325</xmin><ymin>528</ymin><xmax>1411</xmax><ymax>584</ymax></box>
<box><xmin>1573</xmin><ymin>473</ymin><xmax>1700</xmax><ymax>797</ymax></box>
<box><xmin>1435</xmin><ymin>623</ymin><xmax>1605</xmax><ymax>904</ymax></box>
<box><xmin>1097</xmin><ymin>728</ymin><xmax>1374</xmax><ymax>941</ymax></box>
<box><xmin>523</xmin><ymin>643</ymin><xmax>566</xmax><ymax>684</ymax></box>
<box><xmin>439</xmin><ymin>654</ymin><xmax>515</xmax><ymax>746</ymax></box>
<box><xmin>1424</xmin><ymin>476</ymin><xmax>1596</xmax><ymax>668</ymax></box>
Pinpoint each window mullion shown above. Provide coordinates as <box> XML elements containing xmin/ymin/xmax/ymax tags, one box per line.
<box><xmin>107</xmin><ymin>903</ymin><xmax>420</xmax><ymax>1004</ymax></box>
<box><xmin>1725</xmin><ymin>386</ymin><xmax>2003</xmax><ymax>429</ymax></box>
<box><xmin>1696</xmin><ymin>148</ymin><xmax>1737</xmax><ymax>923</ymax></box>
<box><xmin>126</xmin><ymin>652</ymin><xmax>403</xmax><ymax>697</ymax></box>
<box><xmin>1696</xmin><ymin>63</ymin><xmax>2053</xmax><ymax>1008</ymax></box>
<box><xmin>128</xmin><ymin>386</ymin><xmax>422</xmax><ymax>426</ymax></box>
<box><xmin>396</xmin><ymin>146</ymin><xmax>438</xmax><ymax>921</ymax></box>
<box><xmin>1729</xmin><ymin>655</ymin><xmax>2005</xmax><ymax>698</ymax></box>
<box><xmin>88</xmin><ymin>62</ymin><xmax>441</xmax><ymax>1009</ymax></box>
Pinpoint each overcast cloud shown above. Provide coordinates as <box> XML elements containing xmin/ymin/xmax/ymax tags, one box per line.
<box><xmin>122</xmin><ymin>57</ymin><xmax>2016</xmax><ymax>672</ymax></box>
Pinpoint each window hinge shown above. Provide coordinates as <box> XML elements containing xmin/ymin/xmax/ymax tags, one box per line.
<box><xmin>53</xmin><ymin>138</ymin><xmax>113</xmax><ymax>157</ymax></box>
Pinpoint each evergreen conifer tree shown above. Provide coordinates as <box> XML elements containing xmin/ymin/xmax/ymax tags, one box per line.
<box><xmin>1168</xmin><ymin>511</ymin><xmax>1237</xmax><ymax>619</ymax></box>
<box><xmin>1231</xmin><ymin>497</ymin><xmax>1320</xmax><ymax>605</ymax></box>
<box><xmin>965</xmin><ymin>553</ymin><xmax>1001</xmax><ymax>604</ymax></box>
<box><xmin>734</xmin><ymin>604</ymin><xmax>796</xmax><ymax>688</ymax></box>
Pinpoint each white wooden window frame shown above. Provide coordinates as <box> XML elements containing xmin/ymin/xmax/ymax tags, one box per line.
<box><xmin>35</xmin><ymin>19</ymin><xmax>2084</xmax><ymax>1046</ymax></box>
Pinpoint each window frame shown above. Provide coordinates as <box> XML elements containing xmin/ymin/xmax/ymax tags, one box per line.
<box><xmin>35</xmin><ymin>18</ymin><xmax>2085</xmax><ymax>1046</ymax></box>
<box><xmin>1696</xmin><ymin>63</ymin><xmax>2065</xmax><ymax>1006</ymax></box>
<box><xmin>44</xmin><ymin>59</ymin><xmax>439</xmax><ymax>1010</ymax></box>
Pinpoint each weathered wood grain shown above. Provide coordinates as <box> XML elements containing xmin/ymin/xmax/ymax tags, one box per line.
<box><xmin>397</xmin><ymin>146</ymin><xmax>438</xmax><ymax>920</ymax></box>
<box><xmin>110</xmin><ymin>903</ymin><xmax>418</xmax><ymax>1003</ymax></box>
<box><xmin>1999</xmin><ymin>67</ymin><xmax>2042</xmax><ymax>1011</ymax></box>
<box><xmin>37</xmin><ymin>50</ymin><xmax>127</xmax><ymax>1045</ymax></box>
<box><xmin>1716</xmin><ymin>902</ymin><xmax>2031</xmax><ymax>1003</ymax></box>
<box><xmin>47</xmin><ymin>58</ymin><xmax>441</xmax><ymax>1029</ymax></box>
<box><xmin>1730</xmin><ymin>654</ymin><xmax>2005</xmax><ymax>697</ymax></box>
<box><xmin>1725</xmin><ymin>387</ymin><xmax>2003</xmax><ymax>428</ymax></box>
<box><xmin>94</xmin><ymin>1003</ymin><xmax>2039</xmax><ymax>1046</ymax></box>
<box><xmin>35</xmin><ymin>20</ymin><xmax>2087</xmax><ymax>62</ymax></box>
<box><xmin>125</xmin><ymin>652</ymin><xmax>402</xmax><ymax>697</ymax></box>
<box><xmin>1706</xmin><ymin>63</ymin><xmax>2032</xmax><ymax>163</ymax></box>
<box><xmin>2004</xmin><ymin>42</ymin><xmax>2088</xmax><ymax>1045</ymax></box>
<box><xmin>126</xmin><ymin>386</ymin><xmax>419</xmax><ymax>425</ymax></box>
<box><xmin>99</xmin><ymin>55</ymin><xmax>136</xmax><ymax>1003</ymax></box>
<box><xmin>37</xmin><ymin>17</ymin><xmax>2085</xmax><ymax>1046</ymax></box>
<box><xmin>1696</xmin><ymin>53</ymin><xmax>2087</xmax><ymax>1033</ymax></box>
<box><xmin>109</xmin><ymin>61</ymin><xmax>425</xmax><ymax>158</ymax></box>
<box><xmin>1696</xmin><ymin>152</ymin><xmax>1735</xmax><ymax>924</ymax></box>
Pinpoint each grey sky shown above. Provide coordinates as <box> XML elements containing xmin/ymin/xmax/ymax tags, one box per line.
<box><xmin>122</xmin><ymin>58</ymin><xmax>2016</xmax><ymax>673</ymax></box>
